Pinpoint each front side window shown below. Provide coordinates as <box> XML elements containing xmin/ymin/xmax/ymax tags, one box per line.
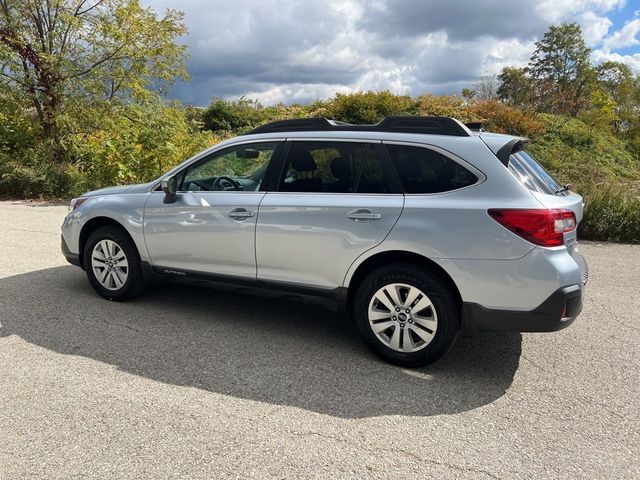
<box><xmin>179</xmin><ymin>142</ymin><xmax>277</xmax><ymax>192</ymax></box>
<box><xmin>279</xmin><ymin>141</ymin><xmax>387</xmax><ymax>193</ymax></box>
<box><xmin>386</xmin><ymin>144</ymin><xmax>477</xmax><ymax>194</ymax></box>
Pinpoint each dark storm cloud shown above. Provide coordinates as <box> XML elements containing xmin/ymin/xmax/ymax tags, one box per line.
<box><xmin>163</xmin><ymin>0</ymin><xmax>362</xmax><ymax>102</ymax></box>
<box><xmin>145</xmin><ymin>0</ymin><xmax>633</xmax><ymax>105</ymax></box>
<box><xmin>358</xmin><ymin>0</ymin><xmax>547</xmax><ymax>42</ymax></box>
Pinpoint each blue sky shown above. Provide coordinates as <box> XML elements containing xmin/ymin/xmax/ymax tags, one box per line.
<box><xmin>604</xmin><ymin>2</ymin><xmax>640</xmax><ymax>55</ymax></box>
<box><xmin>144</xmin><ymin>0</ymin><xmax>640</xmax><ymax>106</ymax></box>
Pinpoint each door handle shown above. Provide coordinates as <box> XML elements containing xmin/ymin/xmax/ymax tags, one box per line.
<box><xmin>228</xmin><ymin>208</ymin><xmax>255</xmax><ymax>220</ymax></box>
<box><xmin>347</xmin><ymin>208</ymin><xmax>382</xmax><ymax>222</ymax></box>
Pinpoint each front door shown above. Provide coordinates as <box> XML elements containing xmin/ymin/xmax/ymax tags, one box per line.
<box><xmin>144</xmin><ymin>141</ymin><xmax>281</xmax><ymax>279</ymax></box>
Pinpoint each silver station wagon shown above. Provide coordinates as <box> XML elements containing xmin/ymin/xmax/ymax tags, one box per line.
<box><xmin>62</xmin><ymin>116</ymin><xmax>588</xmax><ymax>366</ymax></box>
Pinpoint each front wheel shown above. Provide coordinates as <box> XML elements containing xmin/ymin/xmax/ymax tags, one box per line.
<box><xmin>83</xmin><ymin>226</ymin><xmax>144</xmax><ymax>301</ymax></box>
<box><xmin>353</xmin><ymin>264</ymin><xmax>461</xmax><ymax>367</ymax></box>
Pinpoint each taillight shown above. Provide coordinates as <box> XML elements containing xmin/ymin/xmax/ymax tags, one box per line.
<box><xmin>488</xmin><ymin>209</ymin><xmax>576</xmax><ymax>247</ymax></box>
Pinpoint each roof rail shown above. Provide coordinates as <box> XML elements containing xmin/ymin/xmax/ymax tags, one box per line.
<box><xmin>244</xmin><ymin>116</ymin><xmax>471</xmax><ymax>137</ymax></box>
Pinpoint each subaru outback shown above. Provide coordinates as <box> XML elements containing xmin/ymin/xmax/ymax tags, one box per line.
<box><xmin>61</xmin><ymin>116</ymin><xmax>588</xmax><ymax>367</ymax></box>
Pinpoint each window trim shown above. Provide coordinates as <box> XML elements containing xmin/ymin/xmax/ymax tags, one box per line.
<box><xmin>382</xmin><ymin>140</ymin><xmax>486</xmax><ymax>195</ymax></box>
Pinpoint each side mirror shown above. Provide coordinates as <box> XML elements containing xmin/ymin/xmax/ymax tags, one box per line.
<box><xmin>161</xmin><ymin>176</ymin><xmax>177</xmax><ymax>204</ymax></box>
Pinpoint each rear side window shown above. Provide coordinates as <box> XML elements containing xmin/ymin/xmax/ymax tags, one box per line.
<box><xmin>508</xmin><ymin>151</ymin><xmax>563</xmax><ymax>195</ymax></box>
<box><xmin>278</xmin><ymin>141</ymin><xmax>390</xmax><ymax>193</ymax></box>
<box><xmin>386</xmin><ymin>144</ymin><xmax>477</xmax><ymax>194</ymax></box>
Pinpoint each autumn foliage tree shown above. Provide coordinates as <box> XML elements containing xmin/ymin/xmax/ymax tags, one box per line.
<box><xmin>0</xmin><ymin>0</ymin><xmax>187</xmax><ymax>148</ymax></box>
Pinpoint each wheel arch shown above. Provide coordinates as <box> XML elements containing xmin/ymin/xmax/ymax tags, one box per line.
<box><xmin>79</xmin><ymin>217</ymin><xmax>139</xmax><ymax>269</ymax></box>
<box><xmin>345</xmin><ymin>250</ymin><xmax>463</xmax><ymax>315</ymax></box>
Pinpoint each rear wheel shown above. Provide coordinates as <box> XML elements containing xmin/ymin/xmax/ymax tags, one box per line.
<box><xmin>83</xmin><ymin>226</ymin><xmax>144</xmax><ymax>301</ymax></box>
<box><xmin>353</xmin><ymin>264</ymin><xmax>460</xmax><ymax>367</ymax></box>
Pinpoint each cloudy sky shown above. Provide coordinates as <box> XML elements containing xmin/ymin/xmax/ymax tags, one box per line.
<box><xmin>143</xmin><ymin>0</ymin><xmax>640</xmax><ymax>106</ymax></box>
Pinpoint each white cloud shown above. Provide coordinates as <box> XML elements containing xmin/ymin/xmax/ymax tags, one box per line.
<box><xmin>244</xmin><ymin>83</ymin><xmax>356</xmax><ymax>105</ymax></box>
<box><xmin>479</xmin><ymin>39</ymin><xmax>536</xmax><ymax>76</ymax></box>
<box><xmin>579</xmin><ymin>11</ymin><xmax>613</xmax><ymax>45</ymax></box>
<box><xmin>592</xmin><ymin>49</ymin><xmax>640</xmax><ymax>73</ymax></box>
<box><xmin>536</xmin><ymin>0</ymin><xmax>626</xmax><ymax>23</ymax></box>
<box><xmin>601</xmin><ymin>18</ymin><xmax>640</xmax><ymax>52</ymax></box>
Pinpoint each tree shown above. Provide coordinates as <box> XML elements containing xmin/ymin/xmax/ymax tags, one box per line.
<box><xmin>597</xmin><ymin>61</ymin><xmax>634</xmax><ymax>103</ymax></box>
<box><xmin>579</xmin><ymin>88</ymin><xmax>617</xmax><ymax>130</ymax></box>
<box><xmin>497</xmin><ymin>67</ymin><xmax>532</xmax><ymax>107</ymax></box>
<box><xmin>595</xmin><ymin>61</ymin><xmax>636</xmax><ymax>129</ymax></box>
<box><xmin>473</xmin><ymin>75</ymin><xmax>498</xmax><ymax>100</ymax></box>
<box><xmin>0</xmin><ymin>0</ymin><xmax>187</xmax><ymax>148</ymax></box>
<box><xmin>527</xmin><ymin>23</ymin><xmax>593</xmax><ymax>115</ymax></box>
<box><xmin>461</xmin><ymin>87</ymin><xmax>476</xmax><ymax>101</ymax></box>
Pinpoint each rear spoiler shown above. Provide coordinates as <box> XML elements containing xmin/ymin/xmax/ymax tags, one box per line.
<box><xmin>495</xmin><ymin>139</ymin><xmax>529</xmax><ymax>166</ymax></box>
<box><xmin>478</xmin><ymin>133</ymin><xmax>530</xmax><ymax>166</ymax></box>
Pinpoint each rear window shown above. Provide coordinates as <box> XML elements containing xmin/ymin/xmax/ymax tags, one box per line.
<box><xmin>508</xmin><ymin>151</ymin><xmax>564</xmax><ymax>195</ymax></box>
<box><xmin>386</xmin><ymin>144</ymin><xmax>477</xmax><ymax>194</ymax></box>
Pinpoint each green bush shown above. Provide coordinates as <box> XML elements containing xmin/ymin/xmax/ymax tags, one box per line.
<box><xmin>579</xmin><ymin>185</ymin><xmax>640</xmax><ymax>243</ymax></box>
<box><xmin>0</xmin><ymin>143</ymin><xmax>85</xmax><ymax>198</ymax></box>
<box><xmin>0</xmin><ymin>96</ymin><xmax>222</xmax><ymax>198</ymax></box>
<box><xmin>319</xmin><ymin>91</ymin><xmax>416</xmax><ymax>124</ymax></box>
<box><xmin>202</xmin><ymin>97</ymin><xmax>265</xmax><ymax>132</ymax></box>
<box><xmin>527</xmin><ymin>114</ymin><xmax>640</xmax><ymax>188</ymax></box>
<box><xmin>2</xmin><ymin>89</ymin><xmax>639</xmax><ymax>244</ymax></box>
<box><xmin>69</xmin><ymin>100</ymin><xmax>221</xmax><ymax>192</ymax></box>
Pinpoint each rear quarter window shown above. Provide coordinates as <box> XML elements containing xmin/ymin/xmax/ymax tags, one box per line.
<box><xmin>385</xmin><ymin>144</ymin><xmax>477</xmax><ymax>194</ymax></box>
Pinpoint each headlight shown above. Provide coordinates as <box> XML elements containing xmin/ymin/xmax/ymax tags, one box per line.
<box><xmin>69</xmin><ymin>197</ymin><xmax>88</xmax><ymax>211</ymax></box>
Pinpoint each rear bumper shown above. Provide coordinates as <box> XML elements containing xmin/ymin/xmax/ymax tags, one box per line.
<box><xmin>463</xmin><ymin>284</ymin><xmax>583</xmax><ymax>333</ymax></box>
<box><xmin>61</xmin><ymin>235</ymin><xmax>82</xmax><ymax>268</ymax></box>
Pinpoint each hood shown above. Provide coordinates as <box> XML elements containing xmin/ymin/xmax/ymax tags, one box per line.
<box><xmin>82</xmin><ymin>182</ymin><xmax>154</xmax><ymax>197</ymax></box>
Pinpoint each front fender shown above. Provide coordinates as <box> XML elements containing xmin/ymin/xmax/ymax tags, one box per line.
<box><xmin>61</xmin><ymin>193</ymin><xmax>151</xmax><ymax>262</ymax></box>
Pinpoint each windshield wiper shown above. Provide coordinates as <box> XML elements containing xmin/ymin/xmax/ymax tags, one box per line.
<box><xmin>555</xmin><ymin>183</ymin><xmax>571</xmax><ymax>194</ymax></box>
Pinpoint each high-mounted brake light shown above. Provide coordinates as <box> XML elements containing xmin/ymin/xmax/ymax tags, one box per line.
<box><xmin>488</xmin><ymin>209</ymin><xmax>576</xmax><ymax>247</ymax></box>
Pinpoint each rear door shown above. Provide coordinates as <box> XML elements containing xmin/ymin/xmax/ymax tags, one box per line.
<box><xmin>255</xmin><ymin>140</ymin><xmax>403</xmax><ymax>289</ymax></box>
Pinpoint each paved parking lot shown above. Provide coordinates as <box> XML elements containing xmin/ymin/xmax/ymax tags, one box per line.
<box><xmin>0</xmin><ymin>200</ymin><xmax>638</xmax><ymax>479</ymax></box>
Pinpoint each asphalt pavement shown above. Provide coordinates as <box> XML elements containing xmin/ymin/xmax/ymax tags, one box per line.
<box><xmin>0</xmin><ymin>200</ymin><xmax>638</xmax><ymax>479</ymax></box>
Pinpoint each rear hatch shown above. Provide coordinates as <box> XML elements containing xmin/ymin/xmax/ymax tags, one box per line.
<box><xmin>482</xmin><ymin>134</ymin><xmax>587</xmax><ymax>284</ymax></box>
<box><xmin>479</xmin><ymin>132</ymin><xmax>584</xmax><ymax>222</ymax></box>
<box><xmin>507</xmin><ymin>150</ymin><xmax>583</xmax><ymax>221</ymax></box>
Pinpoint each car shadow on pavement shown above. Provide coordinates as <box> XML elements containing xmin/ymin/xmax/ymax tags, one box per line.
<box><xmin>0</xmin><ymin>266</ymin><xmax>522</xmax><ymax>418</ymax></box>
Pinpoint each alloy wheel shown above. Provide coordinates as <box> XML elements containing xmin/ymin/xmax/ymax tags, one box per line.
<box><xmin>91</xmin><ymin>239</ymin><xmax>129</xmax><ymax>291</ymax></box>
<box><xmin>368</xmin><ymin>282</ymin><xmax>438</xmax><ymax>353</ymax></box>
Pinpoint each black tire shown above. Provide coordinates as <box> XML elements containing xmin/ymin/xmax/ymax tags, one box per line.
<box><xmin>83</xmin><ymin>225</ymin><xmax>144</xmax><ymax>301</ymax></box>
<box><xmin>353</xmin><ymin>263</ymin><xmax>461</xmax><ymax>367</ymax></box>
